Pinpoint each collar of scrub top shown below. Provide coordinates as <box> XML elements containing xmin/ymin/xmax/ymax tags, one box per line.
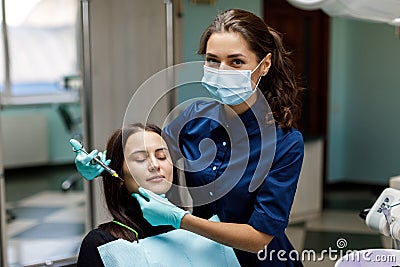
<box><xmin>203</xmin><ymin>89</ymin><xmax>271</xmax><ymax>134</ymax></box>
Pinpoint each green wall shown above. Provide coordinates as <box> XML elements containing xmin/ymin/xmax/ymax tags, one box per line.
<box><xmin>327</xmin><ymin>18</ymin><xmax>400</xmax><ymax>184</ymax></box>
<box><xmin>327</xmin><ymin>18</ymin><xmax>350</xmax><ymax>183</ymax></box>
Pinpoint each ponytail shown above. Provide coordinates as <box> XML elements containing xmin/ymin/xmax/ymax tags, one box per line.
<box><xmin>260</xmin><ymin>27</ymin><xmax>302</xmax><ymax>129</ymax></box>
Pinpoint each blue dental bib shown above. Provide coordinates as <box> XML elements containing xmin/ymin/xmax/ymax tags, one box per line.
<box><xmin>98</xmin><ymin>215</ymin><xmax>240</xmax><ymax>267</ymax></box>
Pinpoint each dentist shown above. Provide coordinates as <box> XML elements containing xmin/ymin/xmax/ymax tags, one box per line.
<box><xmin>77</xmin><ymin>9</ymin><xmax>304</xmax><ymax>266</ymax></box>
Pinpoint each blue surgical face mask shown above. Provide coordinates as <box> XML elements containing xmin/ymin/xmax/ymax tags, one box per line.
<box><xmin>201</xmin><ymin>59</ymin><xmax>265</xmax><ymax>106</ymax></box>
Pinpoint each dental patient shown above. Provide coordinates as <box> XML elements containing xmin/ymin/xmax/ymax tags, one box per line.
<box><xmin>76</xmin><ymin>123</ymin><xmax>239</xmax><ymax>267</ymax></box>
<box><xmin>76</xmin><ymin>123</ymin><xmax>177</xmax><ymax>267</ymax></box>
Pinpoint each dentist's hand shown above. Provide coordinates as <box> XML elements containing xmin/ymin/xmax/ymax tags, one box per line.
<box><xmin>132</xmin><ymin>187</ymin><xmax>189</xmax><ymax>229</ymax></box>
<box><xmin>75</xmin><ymin>149</ymin><xmax>111</xmax><ymax>181</ymax></box>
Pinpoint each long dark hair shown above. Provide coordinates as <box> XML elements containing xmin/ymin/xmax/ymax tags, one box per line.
<box><xmin>98</xmin><ymin>123</ymin><xmax>177</xmax><ymax>242</ymax></box>
<box><xmin>198</xmin><ymin>9</ymin><xmax>302</xmax><ymax>129</ymax></box>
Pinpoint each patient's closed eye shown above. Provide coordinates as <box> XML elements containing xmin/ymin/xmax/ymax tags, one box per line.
<box><xmin>155</xmin><ymin>150</ymin><xmax>168</xmax><ymax>160</ymax></box>
<box><xmin>129</xmin><ymin>152</ymin><xmax>147</xmax><ymax>162</ymax></box>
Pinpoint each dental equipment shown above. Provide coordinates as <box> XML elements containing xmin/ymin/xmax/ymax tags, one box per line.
<box><xmin>69</xmin><ymin>139</ymin><xmax>123</xmax><ymax>181</ymax></box>
<box><xmin>362</xmin><ymin>187</ymin><xmax>400</xmax><ymax>249</ymax></box>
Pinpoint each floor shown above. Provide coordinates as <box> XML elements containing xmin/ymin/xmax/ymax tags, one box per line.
<box><xmin>3</xmin><ymin>165</ymin><xmax>391</xmax><ymax>267</ymax></box>
<box><xmin>4</xmin><ymin>165</ymin><xmax>85</xmax><ymax>267</ymax></box>
<box><xmin>286</xmin><ymin>184</ymin><xmax>391</xmax><ymax>267</ymax></box>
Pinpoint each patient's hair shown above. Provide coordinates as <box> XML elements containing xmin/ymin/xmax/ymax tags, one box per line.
<box><xmin>98</xmin><ymin>123</ymin><xmax>177</xmax><ymax>242</ymax></box>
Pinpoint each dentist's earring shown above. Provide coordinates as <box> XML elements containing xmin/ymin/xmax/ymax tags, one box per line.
<box><xmin>263</xmin><ymin>68</ymin><xmax>270</xmax><ymax>76</ymax></box>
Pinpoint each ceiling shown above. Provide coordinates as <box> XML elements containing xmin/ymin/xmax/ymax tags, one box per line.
<box><xmin>287</xmin><ymin>0</ymin><xmax>400</xmax><ymax>26</ymax></box>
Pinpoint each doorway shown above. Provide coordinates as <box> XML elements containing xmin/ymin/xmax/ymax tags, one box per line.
<box><xmin>264</xmin><ymin>0</ymin><xmax>330</xmax><ymax>178</ymax></box>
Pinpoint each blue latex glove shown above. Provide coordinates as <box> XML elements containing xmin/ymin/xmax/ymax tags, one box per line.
<box><xmin>75</xmin><ymin>149</ymin><xmax>111</xmax><ymax>181</ymax></box>
<box><xmin>132</xmin><ymin>187</ymin><xmax>190</xmax><ymax>229</ymax></box>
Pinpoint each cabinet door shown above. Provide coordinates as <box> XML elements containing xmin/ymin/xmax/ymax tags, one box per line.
<box><xmin>290</xmin><ymin>139</ymin><xmax>324</xmax><ymax>221</ymax></box>
<box><xmin>264</xmin><ymin>0</ymin><xmax>329</xmax><ymax>138</ymax></box>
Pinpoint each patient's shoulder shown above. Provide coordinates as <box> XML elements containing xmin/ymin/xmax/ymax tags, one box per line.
<box><xmin>82</xmin><ymin>228</ymin><xmax>116</xmax><ymax>248</ymax></box>
<box><xmin>77</xmin><ymin>228</ymin><xmax>116</xmax><ymax>267</ymax></box>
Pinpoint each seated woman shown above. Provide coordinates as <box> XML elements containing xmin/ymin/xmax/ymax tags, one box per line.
<box><xmin>76</xmin><ymin>123</ymin><xmax>239</xmax><ymax>267</ymax></box>
<box><xmin>76</xmin><ymin>123</ymin><xmax>176</xmax><ymax>267</ymax></box>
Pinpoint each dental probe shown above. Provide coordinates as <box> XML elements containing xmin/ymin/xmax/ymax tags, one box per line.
<box><xmin>69</xmin><ymin>139</ymin><xmax>123</xmax><ymax>181</ymax></box>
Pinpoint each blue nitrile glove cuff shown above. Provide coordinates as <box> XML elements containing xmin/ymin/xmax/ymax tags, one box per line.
<box><xmin>132</xmin><ymin>188</ymin><xmax>190</xmax><ymax>229</ymax></box>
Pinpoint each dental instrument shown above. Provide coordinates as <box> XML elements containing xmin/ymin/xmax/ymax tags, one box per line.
<box><xmin>363</xmin><ymin>187</ymin><xmax>400</xmax><ymax>248</ymax></box>
<box><xmin>69</xmin><ymin>139</ymin><xmax>123</xmax><ymax>181</ymax></box>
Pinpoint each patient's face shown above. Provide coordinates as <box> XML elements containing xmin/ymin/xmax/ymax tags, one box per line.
<box><xmin>122</xmin><ymin>130</ymin><xmax>173</xmax><ymax>195</ymax></box>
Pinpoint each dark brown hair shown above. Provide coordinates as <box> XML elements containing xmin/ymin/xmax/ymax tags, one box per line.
<box><xmin>198</xmin><ymin>9</ymin><xmax>302</xmax><ymax>129</ymax></box>
<box><xmin>98</xmin><ymin>123</ymin><xmax>176</xmax><ymax>242</ymax></box>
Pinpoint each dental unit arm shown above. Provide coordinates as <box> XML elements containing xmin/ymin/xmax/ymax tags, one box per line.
<box><xmin>363</xmin><ymin>188</ymin><xmax>400</xmax><ymax>248</ymax></box>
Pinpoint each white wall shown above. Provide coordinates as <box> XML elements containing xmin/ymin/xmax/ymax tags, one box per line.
<box><xmin>87</xmin><ymin>0</ymin><xmax>169</xmax><ymax>225</ymax></box>
<box><xmin>89</xmin><ymin>0</ymin><xmax>168</xmax><ymax>149</ymax></box>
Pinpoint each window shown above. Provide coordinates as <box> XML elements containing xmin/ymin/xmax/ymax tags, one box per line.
<box><xmin>0</xmin><ymin>0</ymin><xmax>80</xmax><ymax>105</ymax></box>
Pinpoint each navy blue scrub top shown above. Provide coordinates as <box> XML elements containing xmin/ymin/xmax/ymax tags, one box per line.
<box><xmin>163</xmin><ymin>95</ymin><xmax>304</xmax><ymax>267</ymax></box>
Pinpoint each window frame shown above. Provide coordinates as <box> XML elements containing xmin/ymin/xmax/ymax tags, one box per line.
<box><xmin>0</xmin><ymin>0</ymin><xmax>80</xmax><ymax>106</ymax></box>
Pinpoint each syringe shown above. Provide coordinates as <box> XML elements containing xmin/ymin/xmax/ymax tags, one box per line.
<box><xmin>69</xmin><ymin>139</ymin><xmax>123</xmax><ymax>181</ymax></box>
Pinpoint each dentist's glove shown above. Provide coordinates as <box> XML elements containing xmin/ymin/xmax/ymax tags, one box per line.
<box><xmin>75</xmin><ymin>149</ymin><xmax>111</xmax><ymax>181</ymax></box>
<box><xmin>132</xmin><ymin>187</ymin><xmax>190</xmax><ymax>229</ymax></box>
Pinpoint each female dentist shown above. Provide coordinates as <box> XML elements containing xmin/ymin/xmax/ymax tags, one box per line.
<box><xmin>76</xmin><ymin>9</ymin><xmax>304</xmax><ymax>267</ymax></box>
